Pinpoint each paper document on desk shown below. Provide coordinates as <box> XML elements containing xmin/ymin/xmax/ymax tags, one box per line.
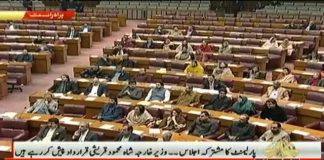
<box><xmin>137</xmin><ymin>101</ymin><xmax>151</xmax><ymax>106</ymax></box>
<box><xmin>309</xmin><ymin>107</ymin><xmax>324</xmax><ymax>112</ymax></box>
<box><xmin>0</xmin><ymin>146</ymin><xmax>10</xmax><ymax>151</ymax></box>
<box><xmin>164</xmin><ymin>85</ymin><xmax>171</xmax><ymax>89</ymax></box>
<box><xmin>248</xmin><ymin>97</ymin><xmax>261</xmax><ymax>102</ymax></box>
<box><xmin>188</xmin><ymin>110</ymin><xmax>201</xmax><ymax>115</ymax></box>
<box><xmin>164</xmin><ymin>104</ymin><xmax>172</xmax><ymax>108</ymax></box>
<box><xmin>252</xmin><ymin>122</ymin><xmax>267</xmax><ymax>127</ymax></box>
<box><xmin>0</xmin><ymin>112</ymin><xmax>17</xmax><ymax>119</ymax></box>
<box><xmin>287</xmin><ymin>103</ymin><xmax>303</xmax><ymax>108</ymax></box>
<box><xmin>99</xmin><ymin>124</ymin><xmax>114</xmax><ymax>130</ymax></box>
<box><xmin>150</xmin><ymin>105</ymin><xmax>164</xmax><ymax>109</ymax></box>
<box><xmin>298</xmin><ymin>84</ymin><xmax>309</xmax><ymax>89</ymax></box>
<box><xmin>242</xmin><ymin>78</ymin><xmax>252</xmax><ymax>81</ymax></box>
<box><xmin>156</xmin><ymin>69</ymin><xmax>167</xmax><ymax>74</ymax></box>
<box><xmin>31</xmin><ymin>116</ymin><xmax>41</xmax><ymax>120</ymax></box>
<box><xmin>261</xmin><ymin>81</ymin><xmax>273</xmax><ymax>85</ymax></box>
<box><xmin>119</xmin><ymin>101</ymin><xmax>132</xmax><ymax>105</ymax></box>
<box><xmin>78</xmin><ymin>78</ymin><xmax>89</xmax><ymax>82</ymax></box>
<box><xmin>319</xmin><ymin>89</ymin><xmax>324</xmax><ymax>93</ymax></box>
<box><xmin>59</xmin><ymin>117</ymin><xmax>73</xmax><ymax>122</ymax></box>
<box><xmin>219</xmin><ymin>115</ymin><xmax>234</xmax><ymax>120</ymax></box>
<box><xmin>85</xmin><ymin>97</ymin><xmax>96</xmax><ymax>101</ymax></box>
<box><xmin>149</xmin><ymin>128</ymin><xmax>160</xmax><ymax>134</ymax></box>
<box><xmin>53</xmin><ymin>93</ymin><xmax>63</xmax><ymax>98</ymax></box>
<box><xmin>133</xmin><ymin>130</ymin><xmax>144</xmax><ymax>135</ymax></box>
<box><xmin>63</xmin><ymin>121</ymin><xmax>80</xmax><ymax>126</ymax></box>
<box><xmin>292</xmin><ymin>130</ymin><xmax>310</xmax><ymax>136</ymax></box>
<box><xmin>61</xmin><ymin>96</ymin><xmax>73</xmax><ymax>99</ymax></box>
<box><xmin>132</xmin><ymin>68</ymin><xmax>141</xmax><ymax>72</ymax></box>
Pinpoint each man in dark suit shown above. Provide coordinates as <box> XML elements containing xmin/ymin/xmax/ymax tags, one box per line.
<box><xmin>115</xmin><ymin>124</ymin><xmax>141</xmax><ymax>141</ymax></box>
<box><xmin>97</xmin><ymin>96</ymin><xmax>123</xmax><ymax>121</ymax></box>
<box><xmin>112</xmin><ymin>43</ymin><xmax>127</xmax><ymax>56</ymax></box>
<box><xmin>83</xmin><ymin>77</ymin><xmax>107</xmax><ymax>97</ymax></box>
<box><xmin>96</xmin><ymin>54</ymin><xmax>114</xmax><ymax>66</ymax></box>
<box><xmin>107</xmin><ymin>65</ymin><xmax>129</xmax><ymax>82</ymax></box>
<box><xmin>37</xmin><ymin>41</ymin><xmax>54</xmax><ymax>55</ymax></box>
<box><xmin>81</xmin><ymin>23</ymin><xmax>91</xmax><ymax>33</ymax></box>
<box><xmin>34</xmin><ymin>118</ymin><xmax>66</xmax><ymax>142</ymax></box>
<box><xmin>80</xmin><ymin>66</ymin><xmax>104</xmax><ymax>78</ymax></box>
<box><xmin>71</xmin><ymin>122</ymin><xmax>98</xmax><ymax>141</ymax></box>
<box><xmin>48</xmin><ymin>74</ymin><xmax>78</xmax><ymax>94</ymax></box>
<box><xmin>66</xmin><ymin>26</ymin><xmax>79</xmax><ymax>38</ymax></box>
<box><xmin>118</xmin><ymin>80</ymin><xmax>143</xmax><ymax>100</ymax></box>
<box><xmin>119</xmin><ymin>54</ymin><xmax>135</xmax><ymax>68</ymax></box>
<box><xmin>143</xmin><ymin>38</ymin><xmax>155</xmax><ymax>49</ymax></box>
<box><xmin>202</xmin><ymin>74</ymin><xmax>227</xmax><ymax>91</ymax></box>
<box><xmin>15</xmin><ymin>49</ymin><xmax>33</xmax><ymax>63</ymax></box>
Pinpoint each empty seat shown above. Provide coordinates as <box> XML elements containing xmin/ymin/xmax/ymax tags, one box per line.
<box><xmin>62</xmin><ymin>105</ymin><xmax>86</xmax><ymax>118</ymax></box>
<box><xmin>0</xmin><ymin>119</ymin><xmax>29</xmax><ymax>141</ymax></box>
<box><xmin>161</xmin><ymin>75</ymin><xmax>180</xmax><ymax>85</ymax></box>
<box><xmin>305</xmin><ymin>92</ymin><xmax>324</xmax><ymax>105</ymax></box>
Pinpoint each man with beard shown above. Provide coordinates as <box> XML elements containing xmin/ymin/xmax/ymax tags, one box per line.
<box><xmin>225</xmin><ymin>114</ymin><xmax>255</xmax><ymax>141</ymax></box>
<box><xmin>259</xmin><ymin>122</ymin><xmax>290</xmax><ymax>142</ymax></box>
<box><xmin>145</xmin><ymin>82</ymin><xmax>170</xmax><ymax>103</ymax></box>
<box><xmin>169</xmin><ymin>85</ymin><xmax>200</xmax><ymax>107</ymax></box>
<box><xmin>115</xmin><ymin>124</ymin><xmax>141</xmax><ymax>141</ymax></box>
<box><xmin>187</xmin><ymin>111</ymin><xmax>219</xmax><ymax>138</ymax></box>
<box><xmin>106</xmin><ymin>65</ymin><xmax>129</xmax><ymax>82</ymax></box>
<box><xmin>71</xmin><ymin>122</ymin><xmax>98</xmax><ymax>141</ymax></box>
<box><xmin>48</xmin><ymin>74</ymin><xmax>78</xmax><ymax>94</ymax></box>
<box><xmin>97</xmin><ymin>97</ymin><xmax>123</xmax><ymax>122</ymax></box>
<box><xmin>202</xmin><ymin>88</ymin><xmax>232</xmax><ymax>111</ymax></box>
<box><xmin>118</xmin><ymin>80</ymin><xmax>143</xmax><ymax>100</ymax></box>
<box><xmin>34</xmin><ymin>118</ymin><xmax>66</xmax><ymax>141</ymax></box>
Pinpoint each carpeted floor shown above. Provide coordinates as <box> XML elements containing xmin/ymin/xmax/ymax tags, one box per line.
<box><xmin>0</xmin><ymin>20</ymin><xmax>143</xmax><ymax>113</ymax></box>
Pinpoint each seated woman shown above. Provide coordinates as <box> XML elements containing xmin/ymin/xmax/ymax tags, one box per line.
<box><xmin>212</xmin><ymin>62</ymin><xmax>234</xmax><ymax>79</ymax></box>
<box><xmin>185</xmin><ymin>25</ymin><xmax>197</xmax><ymax>36</ymax></box>
<box><xmin>276</xmin><ymin>67</ymin><xmax>296</xmax><ymax>84</ymax></box>
<box><xmin>305</xmin><ymin>72</ymin><xmax>324</xmax><ymax>87</ymax></box>
<box><xmin>245</xmin><ymin>65</ymin><xmax>263</xmax><ymax>79</ymax></box>
<box><xmin>218</xmin><ymin>40</ymin><xmax>231</xmax><ymax>54</ymax></box>
<box><xmin>232</xmin><ymin>95</ymin><xmax>256</xmax><ymax>116</ymax></box>
<box><xmin>262</xmin><ymin>37</ymin><xmax>279</xmax><ymax>49</ymax></box>
<box><xmin>153</xmin><ymin>25</ymin><xmax>164</xmax><ymax>35</ymax></box>
<box><xmin>279</xmin><ymin>39</ymin><xmax>294</xmax><ymax>56</ymax></box>
<box><xmin>260</xmin><ymin>99</ymin><xmax>287</xmax><ymax>122</ymax></box>
<box><xmin>197</xmin><ymin>40</ymin><xmax>212</xmax><ymax>62</ymax></box>
<box><xmin>148</xmin><ymin>108</ymin><xmax>186</xmax><ymax>132</ymax></box>
<box><xmin>175</xmin><ymin>40</ymin><xmax>193</xmax><ymax>60</ymax></box>
<box><xmin>169</xmin><ymin>26</ymin><xmax>183</xmax><ymax>36</ymax></box>
<box><xmin>163</xmin><ymin>38</ymin><xmax>173</xmax><ymax>51</ymax></box>
<box><xmin>126</xmin><ymin>105</ymin><xmax>153</xmax><ymax>125</ymax></box>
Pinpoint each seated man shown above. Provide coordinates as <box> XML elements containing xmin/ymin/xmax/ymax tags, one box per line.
<box><xmin>71</xmin><ymin>122</ymin><xmax>98</xmax><ymax>141</ymax></box>
<box><xmin>80</xmin><ymin>66</ymin><xmax>104</xmax><ymax>78</ymax></box>
<box><xmin>188</xmin><ymin>111</ymin><xmax>219</xmax><ymax>138</ymax></box>
<box><xmin>26</xmin><ymin>92</ymin><xmax>58</xmax><ymax>115</ymax></box>
<box><xmin>202</xmin><ymin>74</ymin><xmax>227</xmax><ymax>90</ymax></box>
<box><xmin>34</xmin><ymin>118</ymin><xmax>66</xmax><ymax>142</ymax></box>
<box><xmin>97</xmin><ymin>97</ymin><xmax>123</xmax><ymax>121</ymax></box>
<box><xmin>259</xmin><ymin>122</ymin><xmax>290</xmax><ymax>142</ymax></box>
<box><xmin>119</xmin><ymin>54</ymin><xmax>135</xmax><ymax>68</ymax></box>
<box><xmin>48</xmin><ymin>74</ymin><xmax>78</xmax><ymax>94</ymax></box>
<box><xmin>81</xmin><ymin>23</ymin><xmax>91</xmax><ymax>33</ymax></box>
<box><xmin>262</xmin><ymin>81</ymin><xmax>289</xmax><ymax>101</ymax></box>
<box><xmin>126</xmin><ymin>105</ymin><xmax>153</xmax><ymax>125</ymax></box>
<box><xmin>225</xmin><ymin>114</ymin><xmax>255</xmax><ymax>141</ymax></box>
<box><xmin>114</xmin><ymin>124</ymin><xmax>141</xmax><ymax>141</ymax></box>
<box><xmin>15</xmin><ymin>49</ymin><xmax>33</xmax><ymax>63</ymax></box>
<box><xmin>106</xmin><ymin>65</ymin><xmax>129</xmax><ymax>82</ymax></box>
<box><xmin>96</xmin><ymin>54</ymin><xmax>114</xmax><ymax>66</ymax></box>
<box><xmin>143</xmin><ymin>38</ymin><xmax>155</xmax><ymax>49</ymax></box>
<box><xmin>37</xmin><ymin>41</ymin><xmax>53</xmax><ymax>54</ymax></box>
<box><xmin>169</xmin><ymin>85</ymin><xmax>200</xmax><ymax>107</ymax></box>
<box><xmin>7</xmin><ymin>21</ymin><xmax>16</xmax><ymax>30</ymax></box>
<box><xmin>66</xmin><ymin>26</ymin><xmax>79</xmax><ymax>38</ymax></box>
<box><xmin>118</xmin><ymin>80</ymin><xmax>143</xmax><ymax>100</ymax></box>
<box><xmin>113</xmin><ymin>43</ymin><xmax>126</xmax><ymax>56</ymax></box>
<box><xmin>202</xmin><ymin>88</ymin><xmax>232</xmax><ymax>111</ymax></box>
<box><xmin>82</xmin><ymin>77</ymin><xmax>107</xmax><ymax>97</ymax></box>
<box><xmin>145</xmin><ymin>82</ymin><xmax>170</xmax><ymax>103</ymax></box>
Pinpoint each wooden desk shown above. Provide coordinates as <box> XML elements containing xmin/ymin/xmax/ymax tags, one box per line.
<box><xmin>0</xmin><ymin>74</ymin><xmax>8</xmax><ymax>99</ymax></box>
<box><xmin>89</xmin><ymin>56</ymin><xmax>244</xmax><ymax>77</ymax></box>
<box><xmin>29</xmin><ymin>92</ymin><xmax>324</xmax><ymax>140</ymax></box>
<box><xmin>0</xmin><ymin>62</ymin><xmax>32</xmax><ymax>85</ymax></box>
<box><xmin>73</xmin><ymin>65</ymin><xmax>324</xmax><ymax>103</ymax></box>
<box><xmin>294</xmin><ymin>60</ymin><xmax>324</xmax><ymax>71</ymax></box>
<box><xmin>272</xmin><ymin>69</ymin><xmax>315</xmax><ymax>83</ymax></box>
<box><xmin>80</xmin><ymin>32</ymin><xmax>93</xmax><ymax>48</ymax></box>
<box><xmin>65</xmin><ymin>38</ymin><xmax>81</xmax><ymax>56</ymax></box>
<box><xmin>92</xmin><ymin>27</ymin><xmax>104</xmax><ymax>42</ymax></box>
<box><xmin>0</xmin><ymin>139</ymin><xmax>12</xmax><ymax>159</ymax></box>
<box><xmin>17</xmin><ymin>113</ymin><xmax>210</xmax><ymax>142</ymax></box>
<box><xmin>0</xmin><ymin>51</ymin><xmax>51</xmax><ymax>74</ymax></box>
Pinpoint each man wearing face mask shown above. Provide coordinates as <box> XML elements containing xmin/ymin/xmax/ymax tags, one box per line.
<box><xmin>259</xmin><ymin>122</ymin><xmax>290</xmax><ymax>142</ymax></box>
<box><xmin>106</xmin><ymin>65</ymin><xmax>129</xmax><ymax>82</ymax></box>
<box><xmin>225</xmin><ymin>114</ymin><xmax>255</xmax><ymax>141</ymax></box>
<box><xmin>118</xmin><ymin>80</ymin><xmax>143</xmax><ymax>100</ymax></box>
<box><xmin>262</xmin><ymin>81</ymin><xmax>289</xmax><ymax>101</ymax></box>
<box><xmin>145</xmin><ymin>82</ymin><xmax>170</xmax><ymax>103</ymax></box>
<box><xmin>72</xmin><ymin>122</ymin><xmax>98</xmax><ymax>141</ymax></box>
<box><xmin>97</xmin><ymin>96</ymin><xmax>123</xmax><ymax>121</ymax></box>
<box><xmin>26</xmin><ymin>92</ymin><xmax>58</xmax><ymax>115</ymax></box>
<box><xmin>169</xmin><ymin>85</ymin><xmax>200</xmax><ymax>107</ymax></box>
<box><xmin>115</xmin><ymin>124</ymin><xmax>141</xmax><ymax>141</ymax></box>
<box><xmin>202</xmin><ymin>88</ymin><xmax>232</xmax><ymax>111</ymax></box>
<box><xmin>83</xmin><ymin>77</ymin><xmax>107</xmax><ymax>97</ymax></box>
<box><xmin>34</xmin><ymin>118</ymin><xmax>66</xmax><ymax>142</ymax></box>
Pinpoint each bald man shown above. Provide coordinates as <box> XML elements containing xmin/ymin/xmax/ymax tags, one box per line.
<box><xmin>71</xmin><ymin>122</ymin><xmax>98</xmax><ymax>141</ymax></box>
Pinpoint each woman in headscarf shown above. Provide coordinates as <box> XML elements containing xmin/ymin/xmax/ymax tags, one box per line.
<box><xmin>163</xmin><ymin>38</ymin><xmax>173</xmax><ymax>51</ymax></box>
<box><xmin>197</xmin><ymin>40</ymin><xmax>212</xmax><ymax>62</ymax></box>
<box><xmin>148</xmin><ymin>108</ymin><xmax>187</xmax><ymax>132</ymax></box>
<box><xmin>218</xmin><ymin>40</ymin><xmax>232</xmax><ymax>54</ymax></box>
<box><xmin>246</xmin><ymin>65</ymin><xmax>263</xmax><ymax>79</ymax></box>
<box><xmin>305</xmin><ymin>72</ymin><xmax>321</xmax><ymax>86</ymax></box>
<box><xmin>262</xmin><ymin>37</ymin><xmax>279</xmax><ymax>49</ymax></box>
<box><xmin>212</xmin><ymin>62</ymin><xmax>235</xmax><ymax>79</ymax></box>
<box><xmin>260</xmin><ymin>99</ymin><xmax>287</xmax><ymax>122</ymax></box>
<box><xmin>279</xmin><ymin>39</ymin><xmax>294</xmax><ymax>56</ymax></box>
<box><xmin>276</xmin><ymin>67</ymin><xmax>297</xmax><ymax>84</ymax></box>
<box><xmin>126</xmin><ymin>105</ymin><xmax>153</xmax><ymax>125</ymax></box>
<box><xmin>232</xmin><ymin>96</ymin><xmax>256</xmax><ymax>116</ymax></box>
<box><xmin>175</xmin><ymin>40</ymin><xmax>193</xmax><ymax>60</ymax></box>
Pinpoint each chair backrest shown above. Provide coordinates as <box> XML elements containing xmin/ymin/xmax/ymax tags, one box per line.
<box><xmin>63</xmin><ymin>105</ymin><xmax>86</xmax><ymax>117</ymax></box>
<box><xmin>305</xmin><ymin>92</ymin><xmax>324</xmax><ymax>105</ymax></box>
<box><xmin>0</xmin><ymin>119</ymin><xmax>28</xmax><ymax>130</ymax></box>
<box><xmin>147</xmin><ymin>107</ymin><xmax>164</xmax><ymax>119</ymax></box>
<box><xmin>243</xmin><ymin>84</ymin><xmax>264</xmax><ymax>96</ymax></box>
<box><xmin>161</xmin><ymin>75</ymin><xmax>180</xmax><ymax>85</ymax></box>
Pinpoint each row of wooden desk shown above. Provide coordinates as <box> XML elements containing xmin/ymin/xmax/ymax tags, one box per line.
<box><xmin>0</xmin><ymin>62</ymin><xmax>32</xmax><ymax>85</ymax></box>
<box><xmin>0</xmin><ymin>73</ymin><xmax>8</xmax><ymax>99</ymax></box>
<box><xmin>89</xmin><ymin>56</ymin><xmax>244</xmax><ymax>77</ymax></box>
<box><xmin>294</xmin><ymin>59</ymin><xmax>324</xmax><ymax>71</ymax></box>
<box><xmin>73</xmin><ymin>65</ymin><xmax>324</xmax><ymax>103</ymax></box>
<box><xmin>103</xmin><ymin>47</ymin><xmax>269</xmax><ymax>71</ymax></box>
<box><xmin>29</xmin><ymin>91</ymin><xmax>324</xmax><ymax>140</ymax></box>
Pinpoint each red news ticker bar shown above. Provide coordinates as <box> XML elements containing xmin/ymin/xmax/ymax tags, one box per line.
<box><xmin>23</xmin><ymin>11</ymin><xmax>75</xmax><ymax>20</ymax></box>
<box><xmin>4</xmin><ymin>158</ymin><xmax>322</xmax><ymax>160</ymax></box>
